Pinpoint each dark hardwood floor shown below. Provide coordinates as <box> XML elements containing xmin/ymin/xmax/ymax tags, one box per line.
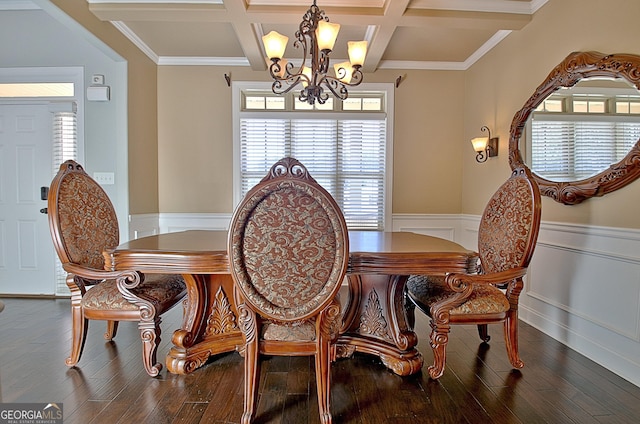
<box><xmin>1</xmin><ymin>296</ymin><xmax>640</xmax><ymax>423</ymax></box>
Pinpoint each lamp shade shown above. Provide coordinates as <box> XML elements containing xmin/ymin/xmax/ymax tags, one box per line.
<box><xmin>347</xmin><ymin>41</ymin><xmax>368</xmax><ymax>66</ymax></box>
<box><xmin>262</xmin><ymin>31</ymin><xmax>289</xmax><ymax>60</ymax></box>
<box><xmin>333</xmin><ymin>61</ymin><xmax>353</xmax><ymax>83</ymax></box>
<box><xmin>316</xmin><ymin>21</ymin><xmax>340</xmax><ymax>52</ymax></box>
<box><xmin>301</xmin><ymin>66</ymin><xmax>312</xmax><ymax>87</ymax></box>
<box><xmin>471</xmin><ymin>137</ymin><xmax>489</xmax><ymax>152</ymax></box>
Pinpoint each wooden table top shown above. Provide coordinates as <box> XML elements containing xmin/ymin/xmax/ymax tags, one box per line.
<box><xmin>105</xmin><ymin>230</ymin><xmax>477</xmax><ymax>275</ymax></box>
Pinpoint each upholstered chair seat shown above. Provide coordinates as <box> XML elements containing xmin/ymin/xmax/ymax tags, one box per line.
<box><xmin>81</xmin><ymin>275</ymin><xmax>185</xmax><ymax>312</ymax></box>
<box><xmin>261</xmin><ymin>320</ymin><xmax>318</xmax><ymax>341</ymax></box>
<box><xmin>407</xmin><ymin>276</ymin><xmax>510</xmax><ymax>315</ymax></box>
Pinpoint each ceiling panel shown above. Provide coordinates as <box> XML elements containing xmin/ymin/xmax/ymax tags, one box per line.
<box><xmin>78</xmin><ymin>0</ymin><xmax>549</xmax><ymax>70</ymax></box>
<box><xmin>382</xmin><ymin>26</ymin><xmax>496</xmax><ymax>62</ymax></box>
<box><xmin>126</xmin><ymin>21</ymin><xmax>245</xmax><ymax>57</ymax></box>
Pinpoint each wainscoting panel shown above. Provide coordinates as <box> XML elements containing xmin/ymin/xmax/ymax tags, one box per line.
<box><xmin>129</xmin><ymin>212</ymin><xmax>640</xmax><ymax>387</ymax></box>
<box><xmin>527</xmin><ymin>242</ymin><xmax>640</xmax><ymax>341</ymax></box>
<box><xmin>159</xmin><ymin>213</ymin><xmax>231</xmax><ymax>234</ymax></box>
<box><xmin>128</xmin><ymin>213</ymin><xmax>159</xmax><ymax>240</ymax></box>
<box><xmin>391</xmin><ymin>214</ymin><xmax>462</xmax><ymax>244</ymax></box>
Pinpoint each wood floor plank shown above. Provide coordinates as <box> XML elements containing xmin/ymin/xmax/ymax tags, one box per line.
<box><xmin>2</xmin><ymin>297</ymin><xmax>640</xmax><ymax>423</ymax></box>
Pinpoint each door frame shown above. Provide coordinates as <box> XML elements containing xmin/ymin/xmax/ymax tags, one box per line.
<box><xmin>0</xmin><ymin>66</ymin><xmax>85</xmax><ymax>296</ymax></box>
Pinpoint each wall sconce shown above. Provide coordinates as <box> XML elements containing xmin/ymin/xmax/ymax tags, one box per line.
<box><xmin>471</xmin><ymin>126</ymin><xmax>499</xmax><ymax>163</ymax></box>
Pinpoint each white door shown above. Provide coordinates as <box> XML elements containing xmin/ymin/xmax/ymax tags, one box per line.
<box><xmin>0</xmin><ymin>103</ymin><xmax>56</xmax><ymax>295</ymax></box>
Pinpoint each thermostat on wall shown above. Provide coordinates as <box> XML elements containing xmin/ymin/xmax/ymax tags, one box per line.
<box><xmin>87</xmin><ymin>86</ymin><xmax>110</xmax><ymax>102</ymax></box>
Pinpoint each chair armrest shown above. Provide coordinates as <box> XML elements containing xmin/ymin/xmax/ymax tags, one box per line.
<box><xmin>428</xmin><ymin>267</ymin><xmax>528</xmax><ymax>319</ymax></box>
<box><xmin>444</xmin><ymin>267</ymin><xmax>527</xmax><ymax>291</ymax></box>
<box><xmin>63</xmin><ymin>261</ymin><xmax>145</xmax><ymax>298</ymax></box>
<box><xmin>62</xmin><ymin>262</ymin><xmax>141</xmax><ymax>285</ymax></box>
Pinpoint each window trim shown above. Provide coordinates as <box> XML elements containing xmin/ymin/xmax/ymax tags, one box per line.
<box><xmin>232</xmin><ymin>81</ymin><xmax>394</xmax><ymax>230</ymax></box>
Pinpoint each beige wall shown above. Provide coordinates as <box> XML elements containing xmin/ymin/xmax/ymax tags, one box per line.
<box><xmin>157</xmin><ymin>66</ymin><xmax>465</xmax><ymax>214</ymax></box>
<box><xmin>51</xmin><ymin>0</ymin><xmax>159</xmax><ymax>215</ymax></box>
<box><xmin>60</xmin><ymin>0</ymin><xmax>640</xmax><ymax>227</ymax></box>
<box><xmin>463</xmin><ymin>0</ymin><xmax>640</xmax><ymax>228</ymax></box>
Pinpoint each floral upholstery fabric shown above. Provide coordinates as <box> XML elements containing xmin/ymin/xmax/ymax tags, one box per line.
<box><xmin>82</xmin><ymin>274</ymin><xmax>186</xmax><ymax>312</ymax></box>
<box><xmin>406</xmin><ymin>170</ymin><xmax>537</xmax><ymax>317</ymax></box>
<box><xmin>478</xmin><ymin>177</ymin><xmax>535</xmax><ymax>274</ymax></box>
<box><xmin>406</xmin><ymin>275</ymin><xmax>509</xmax><ymax>315</ymax></box>
<box><xmin>261</xmin><ymin>319</ymin><xmax>317</xmax><ymax>341</ymax></box>
<box><xmin>231</xmin><ymin>180</ymin><xmax>347</xmax><ymax>321</ymax></box>
<box><xmin>56</xmin><ymin>172</ymin><xmax>119</xmax><ymax>270</ymax></box>
<box><xmin>52</xmin><ymin>162</ymin><xmax>186</xmax><ymax>313</ymax></box>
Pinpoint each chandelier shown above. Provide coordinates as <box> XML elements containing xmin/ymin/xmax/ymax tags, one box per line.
<box><xmin>261</xmin><ymin>0</ymin><xmax>368</xmax><ymax>105</ymax></box>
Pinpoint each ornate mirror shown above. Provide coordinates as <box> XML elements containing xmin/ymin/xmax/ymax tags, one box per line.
<box><xmin>509</xmin><ymin>51</ymin><xmax>640</xmax><ymax>204</ymax></box>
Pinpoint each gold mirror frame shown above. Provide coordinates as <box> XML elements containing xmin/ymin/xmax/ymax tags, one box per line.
<box><xmin>509</xmin><ymin>51</ymin><xmax>640</xmax><ymax>205</ymax></box>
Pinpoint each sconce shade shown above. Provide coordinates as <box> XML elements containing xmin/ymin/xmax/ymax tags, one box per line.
<box><xmin>334</xmin><ymin>61</ymin><xmax>353</xmax><ymax>83</ymax></box>
<box><xmin>471</xmin><ymin>137</ymin><xmax>489</xmax><ymax>152</ymax></box>
<box><xmin>262</xmin><ymin>31</ymin><xmax>289</xmax><ymax>60</ymax></box>
<box><xmin>316</xmin><ymin>21</ymin><xmax>340</xmax><ymax>51</ymax></box>
<box><xmin>347</xmin><ymin>41</ymin><xmax>368</xmax><ymax>67</ymax></box>
<box><xmin>471</xmin><ymin>126</ymin><xmax>499</xmax><ymax>162</ymax></box>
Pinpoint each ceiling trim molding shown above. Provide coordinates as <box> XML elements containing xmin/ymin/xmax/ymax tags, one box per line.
<box><xmin>158</xmin><ymin>57</ymin><xmax>251</xmax><ymax>66</ymax></box>
<box><xmin>88</xmin><ymin>0</ymin><xmax>224</xmax><ymax>3</ymax></box>
<box><xmin>377</xmin><ymin>60</ymin><xmax>467</xmax><ymax>71</ymax></box>
<box><xmin>111</xmin><ymin>21</ymin><xmax>160</xmax><ymax>64</ymax></box>
<box><xmin>409</xmin><ymin>0</ymin><xmax>548</xmax><ymax>14</ymax></box>
<box><xmin>530</xmin><ymin>0</ymin><xmax>550</xmax><ymax>13</ymax></box>
<box><xmin>152</xmin><ymin>28</ymin><xmax>512</xmax><ymax>71</ymax></box>
<box><xmin>461</xmin><ymin>29</ymin><xmax>512</xmax><ymax>69</ymax></box>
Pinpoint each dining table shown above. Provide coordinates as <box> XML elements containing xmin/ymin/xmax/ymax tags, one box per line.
<box><xmin>104</xmin><ymin>230</ymin><xmax>477</xmax><ymax>376</ymax></box>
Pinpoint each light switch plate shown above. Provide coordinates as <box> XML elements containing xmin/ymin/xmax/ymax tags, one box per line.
<box><xmin>93</xmin><ymin>172</ymin><xmax>115</xmax><ymax>185</ymax></box>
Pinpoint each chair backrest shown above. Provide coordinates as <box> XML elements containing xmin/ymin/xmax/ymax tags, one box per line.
<box><xmin>478</xmin><ymin>166</ymin><xmax>541</xmax><ymax>274</ymax></box>
<box><xmin>48</xmin><ymin>160</ymin><xmax>119</xmax><ymax>271</ymax></box>
<box><xmin>228</xmin><ymin>157</ymin><xmax>349</xmax><ymax>322</ymax></box>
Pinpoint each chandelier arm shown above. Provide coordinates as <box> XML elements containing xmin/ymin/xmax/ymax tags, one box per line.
<box><xmin>321</xmin><ymin>76</ymin><xmax>348</xmax><ymax>101</ymax></box>
<box><xmin>348</xmin><ymin>67</ymin><xmax>364</xmax><ymax>86</ymax></box>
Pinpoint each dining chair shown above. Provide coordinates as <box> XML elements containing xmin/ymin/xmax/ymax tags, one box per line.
<box><xmin>406</xmin><ymin>166</ymin><xmax>541</xmax><ymax>379</ymax></box>
<box><xmin>47</xmin><ymin>160</ymin><xmax>187</xmax><ymax>377</ymax></box>
<box><xmin>228</xmin><ymin>157</ymin><xmax>349</xmax><ymax>424</ymax></box>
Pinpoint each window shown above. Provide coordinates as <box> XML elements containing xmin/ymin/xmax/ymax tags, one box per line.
<box><xmin>529</xmin><ymin>90</ymin><xmax>640</xmax><ymax>181</ymax></box>
<box><xmin>52</xmin><ymin>110</ymin><xmax>78</xmax><ymax>173</ymax></box>
<box><xmin>530</xmin><ymin>115</ymin><xmax>640</xmax><ymax>180</ymax></box>
<box><xmin>233</xmin><ymin>83</ymin><xmax>393</xmax><ymax>230</ymax></box>
<box><xmin>50</xmin><ymin>103</ymin><xmax>78</xmax><ymax>296</ymax></box>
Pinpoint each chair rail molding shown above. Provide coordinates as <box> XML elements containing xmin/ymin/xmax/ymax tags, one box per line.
<box><xmin>129</xmin><ymin>211</ymin><xmax>640</xmax><ymax>387</ymax></box>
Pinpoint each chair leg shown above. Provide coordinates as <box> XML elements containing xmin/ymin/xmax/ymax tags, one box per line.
<box><xmin>139</xmin><ymin>317</ymin><xmax>162</xmax><ymax>377</ymax></box>
<box><xmin>104</xmin><ymin>320</ymin><xmax>119</xmax><ymax>340</ymax></box>
<box><xmin>504</xmin><ymin>311</ymin><xmax>524</xmax><ymax>369</ymax></box>
<box><xmin>66</xmin><ymin>298</ymin><xmax>88</xmax><ymax>367</ymax></box>
<box><xmin>428</xmin><ymin>317</ymin><xmax>450</xmax><ymax>379</ymax></box>
<box><xmin>315</xmin><ymin>340</ymin><xmax>333</xmax><ymax>424</ymax></box>
<box><xmin>477</xmin><ymin>324</ymin><xmax>490</xmax><ymax>342</ymax></box>
<box><xmin>242</xmin><ymin>338</ymin><xmax>260</xmax><ymax>424</ymax></box>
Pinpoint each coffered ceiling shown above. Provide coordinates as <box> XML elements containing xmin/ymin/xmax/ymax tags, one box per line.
<box><xmin>44</xmin><ymin>0</ymin><xmax>550</xmax><ymax>71</ymax></box>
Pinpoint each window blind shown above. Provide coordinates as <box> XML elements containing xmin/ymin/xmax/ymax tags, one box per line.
<box><xmin>531</xmin><ymin>116</ymin><xmax>640</xmax><ymax>180</ymax></box>
<box><xmin>52</xmin><ymin>110</ymin><xmax>78</xmax><ymax>296</ymax></box>
<box><xmin>239</xmin><ymin>117</ymin><xmax>386</xmax><ymax>230</ymax></box>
